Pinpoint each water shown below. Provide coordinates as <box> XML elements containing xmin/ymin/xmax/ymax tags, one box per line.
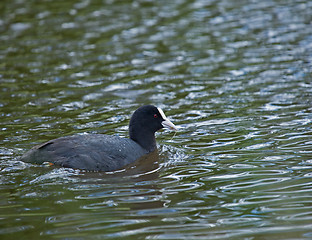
<box><xmin>1</xmin><ymin>0</ymin><xmax>312</xmax><ymax>239</ymax></box>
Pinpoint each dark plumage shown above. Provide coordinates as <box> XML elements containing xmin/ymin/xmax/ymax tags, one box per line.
<box><xmin>20</xmin><ymin>105</ymin><xmax>177</xmax><ymax>172</ymax></box>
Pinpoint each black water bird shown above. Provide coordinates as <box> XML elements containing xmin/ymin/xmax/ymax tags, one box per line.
<box><xmin>20</xmin><ymin>105</ymin><xmax>177</xmax><ymax>172</ymax></box>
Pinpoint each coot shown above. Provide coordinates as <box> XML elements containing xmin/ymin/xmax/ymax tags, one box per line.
<box><xmin>20</xmin><ymin>105</ymin><xmax>177</xmax><ymax>172</ymax></box>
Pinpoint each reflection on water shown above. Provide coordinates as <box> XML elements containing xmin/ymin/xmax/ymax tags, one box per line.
<box><xmin>1</xmin><ymin>0</ymin><xmax>312</xmax><ymax>239</ymax></box>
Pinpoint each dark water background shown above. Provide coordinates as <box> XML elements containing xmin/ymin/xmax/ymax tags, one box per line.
<box><xmin>1</xmin><ymin>0</ymin><xmax>312</xmax><ymax>239</ymax></box>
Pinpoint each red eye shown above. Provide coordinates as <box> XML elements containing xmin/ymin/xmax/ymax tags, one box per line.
<box><xmin>154</xmin><ymin>114</ymin><xmax>158</xmax><ymax>118</ymax></box>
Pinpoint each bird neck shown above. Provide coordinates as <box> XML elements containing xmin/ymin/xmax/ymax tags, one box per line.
<box><xmin>129</xmin><ymin>127</ymin><xmax>157</xmax><ymax>152</ymax></box>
